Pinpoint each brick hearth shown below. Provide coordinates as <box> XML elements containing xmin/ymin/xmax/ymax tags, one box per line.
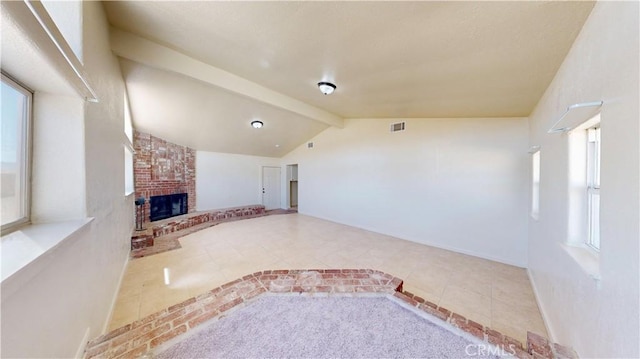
<box><xmin>130</xmin><ymin>205</ymin><xmax>266</xmax><ymax>252</ymax></box>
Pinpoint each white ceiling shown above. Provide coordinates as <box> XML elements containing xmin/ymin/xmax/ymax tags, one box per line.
<box><xmin>105</xmin><ymin>1</ymin><xmax>594</xmax><ymax>157</ymax></box>
<box><xmin>121</xmin><ymin>59</ymin><xmax>328</xmax><ymax>157</ymax></box>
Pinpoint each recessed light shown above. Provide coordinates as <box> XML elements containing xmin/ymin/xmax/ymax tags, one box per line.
<box><xmin>275</xmin><ymin>144</ymin><xmax>280</xmax><ymax>147</ymax></box>
<box><xmin>317</xmin><ymin>81</ymin><xmax>336</xmax><ymax>95</ymax></box>
<box><xmin>251</xmin><ymin>120</ymin><xmax>264</xmax><ymax>128</ymax></box>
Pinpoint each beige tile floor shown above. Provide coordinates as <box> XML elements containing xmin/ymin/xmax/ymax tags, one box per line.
<box><xmin>109</xmin><ymin>214</ymin><xmax>547</xmax><ymax>344</ymax></box>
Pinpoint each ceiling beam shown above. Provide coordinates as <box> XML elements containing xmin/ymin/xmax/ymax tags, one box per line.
<box><xmin>110</xmin><ymin>28</ymin><xmax>344</xmax><ymax>128</ymax></box>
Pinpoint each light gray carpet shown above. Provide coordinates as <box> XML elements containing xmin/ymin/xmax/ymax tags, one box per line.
<box><xmin>155</xmin><ymin>296</ymin><xmax>500</xmax><ymax>359</ymax></box>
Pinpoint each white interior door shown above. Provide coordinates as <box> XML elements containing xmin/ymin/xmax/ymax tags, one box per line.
<box><xmin>262</xmin><ymin>166</ymin><xmax>281</xmax><ymax>210</ymax></box>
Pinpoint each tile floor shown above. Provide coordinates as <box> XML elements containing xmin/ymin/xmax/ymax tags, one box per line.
<box><xmin>109</xmin><ymin>214</ymin><xmax>547</xmax><ymax>344</ymax></box>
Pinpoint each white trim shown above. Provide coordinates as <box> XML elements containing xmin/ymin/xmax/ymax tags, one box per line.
<box><xmin>548</xmin><ymin>101</ymin><xmax>602</xmax><ymax>134</ymax></box>
<box><xmin>102</xmin><ymin>255</ymin><xmax>131</xmax><ymax>334</ymax></box>
<box><xmin>561</xmin><ymin>243</ymin><xmax>601</xmax><ymax>282</ymax></box>
<box><xmin>526</xmin><ymin>268</ymin><xmax>556</xmax><ymax>342</ymax></box>
<box><xmin>74</xmin><ymin>327</ymin><xmax>91</xmax><ymax>359</ymax></box>
<box><xmin>0</xmin><ymin>73</ymin><xmax>33</xmax><ymax>234</ymax></box>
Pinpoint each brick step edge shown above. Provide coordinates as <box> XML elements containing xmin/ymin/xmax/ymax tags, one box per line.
<box><xmin>398</xmin><ymin>290</ymin><xmax>578</xmax><ymax>359</ymax></box>
<box><xmin>130</xmin><ymin>205</ymin><xmax>266</xmax><ymax>250</ymax></box>
<box><xmin>83</xmin><ymin>269</ymin><xmax>402</xmax><ymax>359</ymax></box>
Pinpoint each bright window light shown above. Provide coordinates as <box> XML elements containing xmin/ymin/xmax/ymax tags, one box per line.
<box><xmin>531</xmin><ymin>150</ymin><xmax>540</xmax><ymax>219</ymax></box>
<box><xmin>124</xmin><ymin>92</ymin><xmax>133</xmax><ymax>143</ymax></box>
<box><xmin>586</xmin><ymin>126</ymin><xmax>601</xmax><ymax>250</ymax></box>
<box><xmin>124</xmin><ymin>146</ymin><xmax>134</xmax><ymax>196</ymax></box>
<box><xmin>1</xmin><ymin>74</ymin><xmax>32</xmax><ymax>231</ymax></box>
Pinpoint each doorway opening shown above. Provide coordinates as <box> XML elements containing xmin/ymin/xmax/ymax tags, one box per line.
<box><xmin>286</xmin><ymin>164</ymin><xmax>298</xmax><ymax>209</ymax></box>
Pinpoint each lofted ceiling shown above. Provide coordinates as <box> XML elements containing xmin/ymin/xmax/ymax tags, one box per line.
<box><xmin>104</xmin><ymin>1</ymin><xmax>594</xmax><ymax>157</ymax></box>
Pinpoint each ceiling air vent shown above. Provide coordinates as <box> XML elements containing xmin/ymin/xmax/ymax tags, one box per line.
<box><xmin>307</xmin><ymin>142</ymin><xmax>314</xmax><ymax>149</ymax></box>
<box><xmin>390</xmin><ymin>122</ymin><xmax>406</xmax><ymax>133</ymax></box>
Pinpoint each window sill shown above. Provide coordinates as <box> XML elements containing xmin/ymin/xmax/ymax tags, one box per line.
<box><xmin>561</xmin><ymin>242</ymin><xmax>601</xmax><ymax>283</ymax></box>
<box><xmin>1</xmin><ymin>218</ymin><xmax>94</xmax><ymax>285</ymax></box>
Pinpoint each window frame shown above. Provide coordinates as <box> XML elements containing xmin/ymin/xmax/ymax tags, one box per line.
<box><xmin>123</xmin><ymin>91</ymin><xmax>135</xmax><ymax>196</ymax></box>
<box><xmin>586</xmin><ymin>126</ymin><xmax>601</xmax><ymax>251</ymax></box>
<box><xmin>1</xmin><ymin>72</ymin><xmax>33</xmax><ymax>233</ymax></box>
<box><xmin>531</xmin><ymin>149</ymin><xmax>541</xmax><ymax>220</ymax></box>
<box><xmin>124</xmin><ymin>144</ymin><xmax>134</xmax><ymax>196</ymax></box>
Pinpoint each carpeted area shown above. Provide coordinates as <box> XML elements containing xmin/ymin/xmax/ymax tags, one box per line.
<box><xmin>154</xmin><ymin>295</ymin><xmax>500</xmax><ymax>358</ymax></box>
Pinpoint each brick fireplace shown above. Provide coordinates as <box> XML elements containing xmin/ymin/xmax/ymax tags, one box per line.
<box><xmin>134</xmin><ymin>131</ymin><xmax>196</xmax><ymax>223</ymax></box>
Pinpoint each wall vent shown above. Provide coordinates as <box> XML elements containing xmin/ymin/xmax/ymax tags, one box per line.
<box><xmin>390</xmin><ymin>122</ymin><xmax>406</xmax><ymax>132</ymax></box>
<box><xmin>307</xmin><ymin>142</ymin><xmax>314</xmax><ymax>148</ymax></box>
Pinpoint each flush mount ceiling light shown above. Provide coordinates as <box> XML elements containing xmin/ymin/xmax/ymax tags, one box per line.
<box><xmin>317</xmin><ymin>82</ymin><xmax>336</xmax><ymax>95</ymax></box>
<box><xmin>251</xmin><ymin>120</ymin><xmax>264</xmax><ymax>128</ymax></box>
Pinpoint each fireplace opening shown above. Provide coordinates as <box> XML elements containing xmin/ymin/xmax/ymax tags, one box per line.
<box><xmin>150</xmin><ymin>193</ymin><xmax>188</xmax><ymax>222</ymax></box>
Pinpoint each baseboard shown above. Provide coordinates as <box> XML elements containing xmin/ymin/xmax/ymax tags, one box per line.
<box><xmin>526</xmin><ymin>268</ymin><xmax>556</xmax><ymax>342</ymax></box>
<box><xmin>101</xmin><ymin>250</ymin><xmax>131</xmax><ymax>335</ymax></box>
<box><xmin>74</xmin><ymin>327</ymin><xmax>91</xmax><ymax>359</ymax></box>
<box><xmin>297</xmin><ymin>211</ymin><xmax>527</xmax><ymax>268</ymax></box>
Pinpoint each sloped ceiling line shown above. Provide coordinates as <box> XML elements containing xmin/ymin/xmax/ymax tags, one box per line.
<box><xmin>109</xmin><ymin>27</ymin><xmax>344</xmax><ymax>129</ymax></box>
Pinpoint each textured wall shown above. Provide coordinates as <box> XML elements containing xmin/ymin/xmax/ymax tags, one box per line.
<box><xmin>1</xmin><ymin>2</ymin><xmax>134</xmax><ymax>357</ymax></box>
<box><xmin>282</xmin><ymin>117</ymin><xmax>529</xmax><ymax>267</ymax></box>
<box><xmin>526</xmin><ymin>2</ymin><xmax>639</xmax><ymax>357</ymax></box>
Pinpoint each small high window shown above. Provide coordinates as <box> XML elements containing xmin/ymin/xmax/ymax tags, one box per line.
<box><xmin>124</xmin><ymin>92</ymin><xmax>133</xmax><ymax>143</ymax></box>
<box><xmin>1</xmin><ymin>74</ymin><xmax>32</xmax><ymax>232</ymax></box>
<box><xmin>124</xmin><ymin>146</ymin><xmax>134</xmax><ymax>196</ymax></box>
<box><xmin>124</xmin><ymin>92</ymin><xmax>134</xmax><ymax>196</ymax></box>
<box><xmin>586</xmin><ymin>126</ymin><xmax>601</xmax><ymax>250</ymax></box>
<box><xmin>531</xmin><ymin>150</ymin><xmax>541</xmax><ymax>219</ymax></box>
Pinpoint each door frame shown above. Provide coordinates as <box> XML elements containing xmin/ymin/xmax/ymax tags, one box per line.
<box><xmin>261</xmin><ymin>166</ymin><xmax>281</xmax><ymax>210</ymax></box>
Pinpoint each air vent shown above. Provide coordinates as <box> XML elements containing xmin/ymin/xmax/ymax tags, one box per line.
<box><xmin>307</xmin><ymin>142</ymin><xmax>314</xmax><ymax>149</ymax></box>
<box><xmin>390</xmin><ymin>122</ymin><xmax>406</xmax><ymax>132</ymax></box>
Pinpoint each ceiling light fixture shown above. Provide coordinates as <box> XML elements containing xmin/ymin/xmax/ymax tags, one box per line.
<box><xmin>251</xmin><ymin>120</ymin><xmax>264</xmax><ymax>128</ymax></box>
<box><xmin>317</xmin><ymin>81</ymin><xmax>336</xmax><ymax>95</ymax></box>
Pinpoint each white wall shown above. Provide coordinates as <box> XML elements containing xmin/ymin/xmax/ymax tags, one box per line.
<box><xmin>196</xmin><ymin>151</ymin><xmax>280</xmax><ymax>210</ymax></box>
<box><xmin>282</xmin><ymin>117</ymin><xmax>529</xmax><ymax>266</ymax></box>
<box><xmin>527</xmin><ymin>2</ymin><xmax>639</xmax><ymax>358</ymax></box>
<box><xmin>1</xmin><ymin>2</ymin><xmax>133</xmax><ymax>357</ymax></box>
<box><xmin>31</xmin><ymin>93</ymin><xmax>86</xmax><ymax>222</ymax></box>
<box><xmin>81</xmin><ymin>0</ymin><xmax>134</xmax><ymax>344</ymax></box>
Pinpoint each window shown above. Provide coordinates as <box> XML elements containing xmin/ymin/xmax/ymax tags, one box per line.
<box><xmin>124</xmin><ymin>92</ymin><xmax>133</xmax><ymax>143</ymax></box>
<box><xmin>1</xmin><ymin>74</ymin><xmax>32</xmax><ymax>231</ymax></box>
<box><xmin>586</xmin><ymin>126</ymin><xmax>601</xmax><ymax>250</ymax></box>
<box><xmin>567</xmin><ymin>114</ymin><xmax>601</xmax><ymax>250</ymax></box>
<box><xmin>531</xmin><ymin>149</ymin><xmax>540</xmax><ymax>219</ymax></box>
<box><xmin>564</xmin><ymin>114</ymin><xmax>602</xmax><ymax>279</ymax></box>
<box><xmin>124</xmin><ymin>92</ymin><xmax>134</xmax><ymax>196</ymax></box>
<box><xmin>124</xmin><ymin>146</ymin><xmax>134</xmax><ymax>196</ymax></box>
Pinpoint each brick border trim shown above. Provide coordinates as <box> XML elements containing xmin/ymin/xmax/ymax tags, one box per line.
<box><xmin>148</xmin><ymin>205</ymin><xmax>266</xmax><ymax>239</ymax></box>
<box><xmin>397</xmin><ymin>291</ymin><xmax>577</xmax><ymax>359</ymax></box>
<box><xmin>84</xmin><ymin>270</ymin><xmax>576</xmax><ymax>359</ymax></box>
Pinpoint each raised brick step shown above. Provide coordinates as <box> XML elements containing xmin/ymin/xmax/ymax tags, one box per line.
<box><xmin>84</xmin><ymin>270</ymin><xmax>577</xmax><ymax>359</ymax></box>
<box><xmin>130</xmin><ymin>205</ymin><xmax>266</xmax><ymax>250</ymax></box>
<box><xmin>130</xmin><ymin>234</ymin><xmax>153</xmax><ymax>250</ymax></box>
